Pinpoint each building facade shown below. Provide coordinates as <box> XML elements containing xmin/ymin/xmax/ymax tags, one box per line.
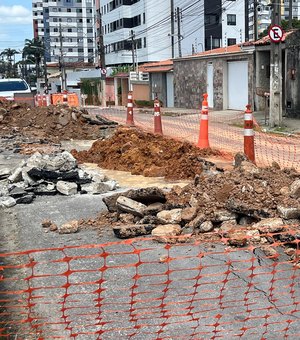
<box><xmin>96</xmin><ymin>0</ymin><xmax>246</xmax><ymax>67</ymax></box>
<box><xmin>284</xmin><ymin>0</ymin><xmax>300</xmax><ymax>20</ymax></box>
<box><xmin>32</xmin><ymin>0</ymin><xmax>97</xmax><ymax>64</ymax></box>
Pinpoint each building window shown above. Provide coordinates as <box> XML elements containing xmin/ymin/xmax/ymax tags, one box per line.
<box><xmin>227</xmin><ymin>38</ymin><xmax>236</xmax><ymax>46</ymax></box>
<box><xmin>205</xmin><ymin>14</ymin><xmax>219</xmax><ymax>25</ymax></box>
<box><xmin>227</xmin><ymin>14</ymin><xmax>236</xmax><ymax>26</ymax></box>
<box><xmin>68</xmin><ymin>48</ymin><xmax>73</xmax><ymax>52</ymax></box>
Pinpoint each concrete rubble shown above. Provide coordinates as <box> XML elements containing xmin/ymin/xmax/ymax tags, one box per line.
<box><xmin>0</xmin><ymin>151</ymin><xmax>119</xmax><ymax>208</ymax></box>
<box><xmin>74</xmin><ymin>157</ymin><xmax>300</xmax><ymax>264</ymax></box>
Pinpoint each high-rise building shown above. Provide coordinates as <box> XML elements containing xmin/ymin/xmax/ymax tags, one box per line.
<box><xmin>247</xmin><ymin>0</ymin><xmax>272</xmax><ymax>41</ymax></box>
<box><xmin>32</xmin><ymin>0</ymin><xmax>97</xmax><ymax>64</ymax></box>
<box><xmin>96</xmin><ymin>0</ymin><xmax>246</xmax><ymax>67</ymax></box>
<box><xmin>284</xmin><ymin>0</ymin><xmax>300</xmax><ymax>20</ymax></box>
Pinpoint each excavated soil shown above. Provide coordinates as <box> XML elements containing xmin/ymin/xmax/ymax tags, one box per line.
<box><xmin>72</xmin><ymin>127</ymin><xmax>223</xmax><ymax>180</ymax></box>
<box><xmin>0</xmin><ymin>101</ymin><xmax>111</xmax><ymax>141</ymax></box>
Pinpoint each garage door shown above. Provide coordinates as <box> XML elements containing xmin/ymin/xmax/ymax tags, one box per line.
<box><xmin>227</xmin><ymin>61</ymin><xmax>248</xmax><ymax>110</ymax></box>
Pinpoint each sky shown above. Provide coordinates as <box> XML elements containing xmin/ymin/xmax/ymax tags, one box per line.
<box><xmin>0</xmin><ymin>0</ymin><xmax>33</xmax><ymax>54</ymax></box>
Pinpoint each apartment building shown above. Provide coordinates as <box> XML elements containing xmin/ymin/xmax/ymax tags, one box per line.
<box><xmin>32</xmin><ymin>0</ymin><xmax>97</xmax><ymax>64</ymax></box>
<box><xmin>247</xmin><ymin>0</ymin><xmax>299</xmax><ymax>42</ymax></box>
<box><xmin>284</xmin><ymin>0</ymin><xmax>300</xmax><ymax>20</ymax></box>
<box><xmin>97</xmin><ymin>0</ymin><xmax>246</xmax><ymax>67</ymax></box>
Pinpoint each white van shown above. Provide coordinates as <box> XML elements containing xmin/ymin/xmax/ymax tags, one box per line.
<box><xmin>0</xmin><ymin>78</ymin><xmax>32</xmax><ymax>101</ymax></box>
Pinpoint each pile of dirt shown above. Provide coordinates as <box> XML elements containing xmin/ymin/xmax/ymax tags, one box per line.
<box><xmin>0</xmin><ymin>101</ymin><xmax>116</xmax><ymax>141</ymax></box>
<box><xmin>72</xmin><ymin>127</ymin><xmax>223</xmax><ymax>180</ymax></box>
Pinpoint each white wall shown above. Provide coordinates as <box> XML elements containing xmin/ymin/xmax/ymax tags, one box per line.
<box><xmin>221</xmin><ymin>0</ymin><xmax>245</xmax><ymax>46</ymax></box>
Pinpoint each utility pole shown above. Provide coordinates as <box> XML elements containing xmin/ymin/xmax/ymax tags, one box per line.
<box><xmin>253</xmin><ymin>1</ymin><xmax>258</xmax><ymax>40</ymax></box>
<box><xmin>269</xmin><ymin>0</ymin><xmax>282</xmax><ymax>127</ymax></box>
<box><xmin>43</xmin><ymin>51</ymin><xmax>48</xmax><ymax>93</ymax></box>
<box><xmin>130</xmin><ymin>30</ymin><xmax>135</xmax><ymax>71</ymax></box>
<box><xmin>59</xmin><ymin>24</ymin><xmax>67</xmax><ymax>92</ymax></box>
<box><xmin>170</xmin><ymin>0</ymin><xmax>175</xmax><ymax>58</ymax></box>
<box><xmin>288</xmin><ymin>0</ymin><xmax>293</xmax><ymax>29</ymax></box>
<box><xmin>98</xmin><ymin>12</ymin><xmax>106</xmax><ymax>107</ymax></box>
<box><xmin>176</xmin><ymin>7</ymin><xmax>182</xmax><ymax>58</ymax></box>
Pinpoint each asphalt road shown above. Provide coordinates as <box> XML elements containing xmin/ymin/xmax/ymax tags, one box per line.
<box><xmin>1</xmin><ymin>144</ymin><xmax>300</xmax><ymax>339</ymax></box>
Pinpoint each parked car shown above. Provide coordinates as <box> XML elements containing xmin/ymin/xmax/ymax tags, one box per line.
<box><xmin>0</xmin><ymin>78</ymin><xmax>32</xmax><ymax>101</ymax></box>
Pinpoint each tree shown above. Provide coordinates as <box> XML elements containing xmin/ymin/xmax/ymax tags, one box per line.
<box><xmin>0</xmin><ymin>48</ymin><xmax>19</xmax><ymax>77</ymax></box>
<box><xmin>259</xmin><ymin>19</ymin><xmax>300</xmax><ymax>39</ymax></box>
<box><xmin>281</xmin><ymin>19</ymin><xmax>300</xmax><ymax>30</ymax></box>
<box><xmin>23</xmin><ymin>38</ymin><xmax>45</xmax><ymax>80</ymax></box>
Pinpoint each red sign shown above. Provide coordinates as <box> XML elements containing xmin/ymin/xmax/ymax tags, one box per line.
<box><xmin>268</xmin><ymin>25</ymin><xmax>284</xmax><ymax>43</ymax></box>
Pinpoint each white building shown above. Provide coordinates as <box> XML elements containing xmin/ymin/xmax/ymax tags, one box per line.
<box><xmin>284</xmin><ymin>0</ymin><xmax>300</xmax><ymax>20</ymax></box>
<box><xmin>221</xmin><ymin>0</ymin><xmax>246</xmax><ymax>47</ymax></box>
<box><xmin>98</xmin><ymin>0</ymin><xmax>248</xmax><ymax>66</ymax></box>
<box><xmin>32</xmin><ymin>0</ymin><xmax>97</xmax><ymax>64</ymax></box>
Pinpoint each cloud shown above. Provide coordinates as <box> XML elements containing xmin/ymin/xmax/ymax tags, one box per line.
<box><xmin>0</xmin><ymin>5</ymin><xmax>32</xmax><ymax>25</ymax></box>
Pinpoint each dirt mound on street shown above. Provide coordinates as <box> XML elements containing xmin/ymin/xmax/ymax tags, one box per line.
<box><xmin>71</xmin><ymin>127</ymin><xmax>223</xmax><ymax>180</ymax></box>
<box><xmin>0</xmin><ymin>101</ymin><xmax>116</xmax><ymax>141</ymax></box>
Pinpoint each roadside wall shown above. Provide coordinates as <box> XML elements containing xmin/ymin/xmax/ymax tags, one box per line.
<box><xmin>285</xmin><ymin>30</ymin><xmax>300</xmax><ymax>118</ymax></box>
<box><xmin>173</xmin><ymin>53</ymin><xmax>254</xmax><ymax>110</ymax></box>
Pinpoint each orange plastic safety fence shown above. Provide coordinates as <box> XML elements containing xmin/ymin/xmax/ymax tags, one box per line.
<box><xmin>1</xmin><ymin>233</ymin><xmax>300</xmax><ymax>339</ymax></box>
<box><xmin>96</xmin><ymin>108</ymin><xmax>300</xmax><ymax>171</ymax></box>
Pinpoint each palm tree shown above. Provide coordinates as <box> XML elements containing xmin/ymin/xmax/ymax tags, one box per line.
<box><xmin>23</xmin><ymin>38</ymin><xmax>45</xmax><ymax>79</ymax></box>
<box><xmin>0</xmin><ymin>48</ymin><xmax>19</xmax><ymax>77</ymax></box>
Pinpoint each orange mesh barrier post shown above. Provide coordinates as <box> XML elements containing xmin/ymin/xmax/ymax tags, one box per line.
<box><xmin>197</xmin><ymin>93</ymin><xmax>210</xmax><ymax>148</ymax></box>
<box><xmin>153</xmin><ymin>97</ymin><xmax>163</xmax><ymax>135</ymax></box>
<box><xmin>126</xmin><ymin>91</ymin><xmax>134</xmax><ymax>126</ymax></box>
<box><xmin>244</xmin><ymin>104</ymin><xmax>255</xmax><ymax>163</ymax></box>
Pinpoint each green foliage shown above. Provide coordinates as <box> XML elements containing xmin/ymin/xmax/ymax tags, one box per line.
<box><xmin>110</xmin><ymin>65</ymin><xmax>134</xmax><ymax>76</ymax></box>
<box><xmin>80</xmin><ymin>78</ymin><xmax>101</xmax><ymax>105</ymax></box>
<box><xmin>259</xmin><ymin>19</ymin><xmax>300</xmax><ymax>38</ymax></box>
<box><xmin>0</xmin><ymin>48</ymin><xmax>19</xmax><ymax>77</ymax></box>
<box><xmin>281</xmin><ymin>19</ymin><xmax>300</xmax><ymax>30</ymax></box>
<box><xmin>134</xmin><ymin>99</ymin><xmax>163</xmax><ymax>108</ymax></box>
<box><xmin>23</xmin><ymin>38</ymin><xmax>45</xmax><ymax>80</ymax></box>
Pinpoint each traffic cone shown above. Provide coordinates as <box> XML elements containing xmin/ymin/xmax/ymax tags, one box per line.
<box><xmin>153</xmin><ymin>97</ymin><xmax>163</xmax><ymax>135</ymax></box>
<box><xmin>63</xmin><ymin>91</ymin><xmax>68</xmax><ymax>105</ymax></box>
<box><xmin>244</xmin><ymin>104</ymin><xmax>255</xmax><ymax>163</ymax></box>
<box><xmin>126</xmin><ymin>91</ymin><xmax>134</xmax><ymax>126</ymax></box>
<box><xmin>197</xmin><ymin>93</ymin><xmax>210</xmax><ymax>148</ymax></box>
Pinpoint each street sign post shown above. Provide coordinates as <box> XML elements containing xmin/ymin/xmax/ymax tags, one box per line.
<box><xmin>268</xmin><ymin>25</ymin><xmax>284</xmax><ymax>43</ymax></box>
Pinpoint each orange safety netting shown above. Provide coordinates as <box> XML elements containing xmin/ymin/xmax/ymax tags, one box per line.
<box><xmin>95</xmin><ymin>108</ymin><xmax>300</xmax><ymax>171</ymax></box>
<box><xmin>1</xmin><ymin>233</ymin><xmax>300</xmax><ymax>339</ymax></box>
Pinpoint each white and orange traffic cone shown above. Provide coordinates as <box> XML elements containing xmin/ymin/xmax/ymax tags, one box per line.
<box><xmin>153</xmin><ymin>97</ymin><xmax>163</xmax><ymax>135</ymax></box>
<box><xmin>244</xmin><ymin>104</ymin><xmax>255</xmax><ymax>163</ymax></box>
<box><xmin>63</xmin><ymin>91</ymin><xmax>68</xmax><ymax>105</ymax></box>
<box><xmin>197</xmin><ymin>93</ymin><xmax>210</xmax><ymax>148</ymax></box>
<box><xmin>126</xmin><ymin>91</ymin><xmax>134</xmax><ymax>126</ymax></box>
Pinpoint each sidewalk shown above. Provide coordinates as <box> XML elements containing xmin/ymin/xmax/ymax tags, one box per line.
<box><xmin>87</xmin><ymin>105</ymin><xmax>300</xmax><ymax>135</ymax></box>
<box><xmin>253</xmin><ymin>111</ymin><xmax>300</xmax><ymax>135</ymax></box>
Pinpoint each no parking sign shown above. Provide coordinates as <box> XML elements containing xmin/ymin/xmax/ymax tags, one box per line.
<box><xmin>268</xmin><ymin>25</ymin><xmax>284</xmax><ymax>43</ymax></box>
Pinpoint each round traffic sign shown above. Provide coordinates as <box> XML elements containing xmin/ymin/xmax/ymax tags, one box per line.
<box><xmin>268</xmin><ymin>25</ymin><xmax>284</xmax><ymax>43</ymax></box>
